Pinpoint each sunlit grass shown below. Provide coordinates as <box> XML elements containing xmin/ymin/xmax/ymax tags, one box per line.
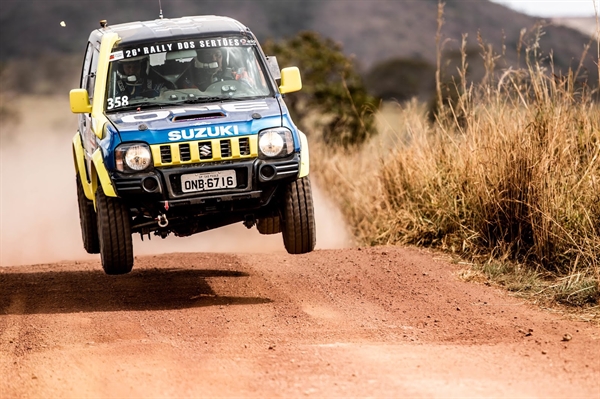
<box><xmin>311</xmin><ymin>28</ymin><xmax>600</xmax><ymax>312</ymax></box>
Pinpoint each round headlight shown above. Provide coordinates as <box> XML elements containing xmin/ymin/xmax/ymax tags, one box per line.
<box><xmin>124</xmin><ymin>145</ymin><xmax>152</xmax><ymax>171</ymax></box>
<box><xmin>259</xmin><ymin>131</ymin><xmax>285</xmax><ymax>157</ymax></box>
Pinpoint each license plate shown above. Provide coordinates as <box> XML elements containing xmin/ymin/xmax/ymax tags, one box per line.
<box><xmin>181</xmin><ymin>170</ymin><xmax>237</xmax><ymax>193</ymax></box>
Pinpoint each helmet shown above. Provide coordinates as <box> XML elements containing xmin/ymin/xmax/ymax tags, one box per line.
<box><xmin>117</xmin><ymin>56</ymin><xmax>148</xmax><ymax>83</ymax></box>
<box><xmin>194</xmin><ymin>48</ymin><xmax>222</xmax><ymax>70</ymax></box>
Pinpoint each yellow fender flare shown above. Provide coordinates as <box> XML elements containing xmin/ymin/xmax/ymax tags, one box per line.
<box><xmin>299</xmin><ymin>131</ymin><xmax>310</xmax><ymax>178</ymax></box>
<box><xmin>92</xmin><ymin>149</ymin><xmax>117</xmax><ymax>197</ymax></box>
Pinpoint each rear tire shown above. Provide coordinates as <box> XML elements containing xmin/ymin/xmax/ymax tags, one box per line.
<box><xmin>95</xmin><ymin>184</ymin><xmax>134</xmax><ymax>275</ymax></box>
<box><xmin>76</xmin><ymin>175</ymin><xmax>99</xmax><ymax>254</ymax></box>
<box><xmin>281</xmin><ymin>177</ymin><xmax>316</xmax><ymax>254</ymax></box>
<box><xmin>257</xmin><ymin>216</ymin><xmax>281</xmax><ymax>235</ymax></box>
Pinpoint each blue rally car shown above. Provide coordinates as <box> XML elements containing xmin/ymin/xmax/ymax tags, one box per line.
<box><xmin>70</xmin><ymin>16</ymin><xmax>316</xmax><ymax>274</ymax></box>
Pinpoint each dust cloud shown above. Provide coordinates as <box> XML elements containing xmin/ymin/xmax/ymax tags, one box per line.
<box><xmin>0</xmin><ymin>95</ymin><xmax>353</xmax><ymax>267</ymax></box>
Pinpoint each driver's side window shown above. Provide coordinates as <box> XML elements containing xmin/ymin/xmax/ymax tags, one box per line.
<box><xmin>87</xmin><ymin>47</ymin><xmax>100</xmax><ymax>101</ymax></box>
<box><xmin>80</xmin><ymin>43</ymin><xmax>93</xmax><ymax>89</ymax></box>
<box><xmin>80</xmin><ymin>42</ymin><xmax>100</xmax><ymax>101</ymax></box>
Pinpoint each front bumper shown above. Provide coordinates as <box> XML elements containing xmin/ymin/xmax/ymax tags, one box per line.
<box><xmin>111</xmin><ymin>154</ymin><xmax>300</xmax><ymax>210</ymax></box>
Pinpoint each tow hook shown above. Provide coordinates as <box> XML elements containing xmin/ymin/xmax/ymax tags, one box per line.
<box><xmin>157</xmin><ymin>214</ymin><xmax>169</xmax><ymax>228</ymax></box>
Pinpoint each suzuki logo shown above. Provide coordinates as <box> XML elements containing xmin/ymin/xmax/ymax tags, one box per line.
<box><xmin>168</xmin><ymin>125</ymin><xmax>240</xmax><ymax>141</ymax></box>
<box><xmin>199</xmin><ymin>144</ymin><xmax>211</xmax><ymax>157</ymax></box>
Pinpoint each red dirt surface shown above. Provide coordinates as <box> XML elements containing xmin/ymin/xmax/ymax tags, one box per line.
<box><xmin>1</xmin><ymin>247</ymin><xmax>598</xmax><ymax>398</ymax></box>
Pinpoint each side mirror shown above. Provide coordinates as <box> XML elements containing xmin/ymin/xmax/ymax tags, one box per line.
<box><xmin>279</xmin><ymin>67</ymin><xmax>302</xmax><ymax>94</ymax></box>
<box><xmin>69</xmin><ymin>89</ymin><xmax>92</xmax><ymax>114</ymax></box>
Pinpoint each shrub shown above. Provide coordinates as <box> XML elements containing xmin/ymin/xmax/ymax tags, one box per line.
<box><xmin>262</xmin><ymin>31</ymin><xmax>379</xmax><ymax>146</ymax></box>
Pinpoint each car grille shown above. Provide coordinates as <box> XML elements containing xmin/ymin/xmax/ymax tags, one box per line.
<box><xmin>179</xmin><ymin>143</ymin><xmax>191</xmax><ymax>162</ymax></box>
<box><xmin>220</xmin><ymin>140</ymin><xmax>231</xmax><ymax>158</ymax></box>
<box><xmin>160</xmin><ymin>145</ymin><xmax>172</xmax><ymax>163</ymax></box>
<box><xmin>151</xmin><ymin>136</ymin><xmax>257</xmax><ymax>166</ymax></box>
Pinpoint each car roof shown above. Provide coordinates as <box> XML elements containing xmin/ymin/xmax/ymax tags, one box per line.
<box><xmin>97</xmin><ymin>15</ymin><xmax>251</xmax><ymax>46</ymax></box>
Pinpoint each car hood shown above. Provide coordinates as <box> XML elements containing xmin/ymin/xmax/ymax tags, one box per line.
<box><xmin>105</xmin><ymin>98</ymin><xmax>283</xmax><ymax>144</ymax></box>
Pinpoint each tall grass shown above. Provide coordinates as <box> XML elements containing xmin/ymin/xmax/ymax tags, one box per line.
<box><xmin>312</xmin><ymin>16</ymin><xmax>599</xmax><ymax>308</ymax></box>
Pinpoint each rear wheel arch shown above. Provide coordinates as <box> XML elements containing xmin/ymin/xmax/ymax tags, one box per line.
<box><xmin>72</xmin><ymin>133</ymin><xmax>95</xmax><ymax>201</ymax></box>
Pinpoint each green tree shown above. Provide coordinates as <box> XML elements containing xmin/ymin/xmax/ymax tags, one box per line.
<box><xmin>263</xmin><ymin>31</ymin><xmax>378</xmax><ymax>146</ymax></box>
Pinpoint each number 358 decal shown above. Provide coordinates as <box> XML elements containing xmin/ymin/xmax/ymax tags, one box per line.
<box><xmin>107</xmin><ymin>96</ymin><xmax>129</xmax><ymax>110</ymax></box>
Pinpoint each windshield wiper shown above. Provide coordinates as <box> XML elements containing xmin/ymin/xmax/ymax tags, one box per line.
<box><xmin>224</xmin><ymin>96</ymin><xmax>269</xmax><ymax>101</ymax></box>
<box><xmin>183</xmin><ymin>95</ymin><xmax>270</xmax><ymax>104</ymax></box>
<box><xmin>182</xmin><ymin>96</ymin><xmax>228</xmax><ymax>104</ymax></box>
<box><xmin>113</xmin><ymin>102</ymin><xmax>165</xmax><ymax>112</ymax></box>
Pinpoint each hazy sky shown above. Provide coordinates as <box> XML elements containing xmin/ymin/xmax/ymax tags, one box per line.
<box><xmin>490</xmin><ymin>0</ymin><xmax>598</xmax><ymax>17</ymax></box>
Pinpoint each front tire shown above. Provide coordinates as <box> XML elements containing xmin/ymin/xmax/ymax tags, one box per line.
<box><xmin>95</xmin><ymin>184</ymin><xmax>134</xmax><ymax>275</ymax></box>
<box><xmin>281</xmin><ymin>177</ymin><xmax>316</xmax><ymax>254</ymax></box>
<box><xmin>76</xmin><ymin>175</ymin><xmax>99</xmax><ymax>254</ymax></box>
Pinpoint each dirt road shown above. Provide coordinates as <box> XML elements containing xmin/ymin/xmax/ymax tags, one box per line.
<box><xmin>1</xmin><ymin>247</ymin><xmax>598</xmax><ymax>398</ymax></box>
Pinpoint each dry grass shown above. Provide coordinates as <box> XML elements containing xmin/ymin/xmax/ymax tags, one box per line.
<box><xmin>311</xmin><ymin>18</ymin><xmax>600</xmax><ymax>312</ymax></box>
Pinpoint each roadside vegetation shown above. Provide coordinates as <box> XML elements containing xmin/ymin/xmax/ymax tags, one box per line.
<box><xmin>288</xmin><ymin>8</ymin><xmax>599</xmax><ymax>316</ymax></box>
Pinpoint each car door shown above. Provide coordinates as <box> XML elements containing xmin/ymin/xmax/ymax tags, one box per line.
<box><xmin>78</xmin><ymin>41</ymin><xmax>100</xmax><ymax>183</ymax></box>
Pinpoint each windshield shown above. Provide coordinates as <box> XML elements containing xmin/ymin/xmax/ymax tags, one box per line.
<box><xmin>105</xmin><ymin>36</ymin><xmax>274</xmax><ymax>112</ymax></box>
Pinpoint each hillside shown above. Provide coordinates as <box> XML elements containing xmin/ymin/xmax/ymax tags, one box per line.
<box><xmin>1</xmin><ymin>0</ymin><xmax>596</xmax><ymax>80</ymax></box>
<box><xmin>553</xmin><ymin>17</ymin><xmax>598</xmax><ymax>38</ymax></box>
<box><xmin>315</xmin><ymin>0</ymin><xmax>597</xmax><ymax>74</ymax></box>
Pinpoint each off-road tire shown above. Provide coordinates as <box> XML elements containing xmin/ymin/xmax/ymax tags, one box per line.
<box><xmin>257</xmin><ymin>216</ymin><xmax>281</xmax><ymax>235</ymax></box>
<box><xmin>76</xmin><ymin>175</ymin><xmax>99</xmax><ymax>254</ymax></box>
<box><xmin>95</xmin><ymin>184</ymin><xmax>134</xmax><ymax>275</ymax></box>
<box><xmin>281</xmin><ymin>176</ymin><xmax>316</xmax><ymax>254</ymax></box>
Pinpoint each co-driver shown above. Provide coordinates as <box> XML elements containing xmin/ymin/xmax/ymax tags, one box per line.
<box><xmin>193</xmin><ymin>48</ymin><xmax>236</xmax><ymax>90</ymax></box>
<box><xmin>116</xmin><ymin>57</ymin><xmax>166</xmax><ymax>98</ymax></box>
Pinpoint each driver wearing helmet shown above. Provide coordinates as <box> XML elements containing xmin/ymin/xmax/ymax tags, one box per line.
<box><xmin>193</xmin><ymin>48</ymin><xmax>235</xmax><ymax>90</ymax></box>
<box><xmin>116</xmin><ymin>57</ymin><xmax>166</xmax><ymax>98</ymax></box>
